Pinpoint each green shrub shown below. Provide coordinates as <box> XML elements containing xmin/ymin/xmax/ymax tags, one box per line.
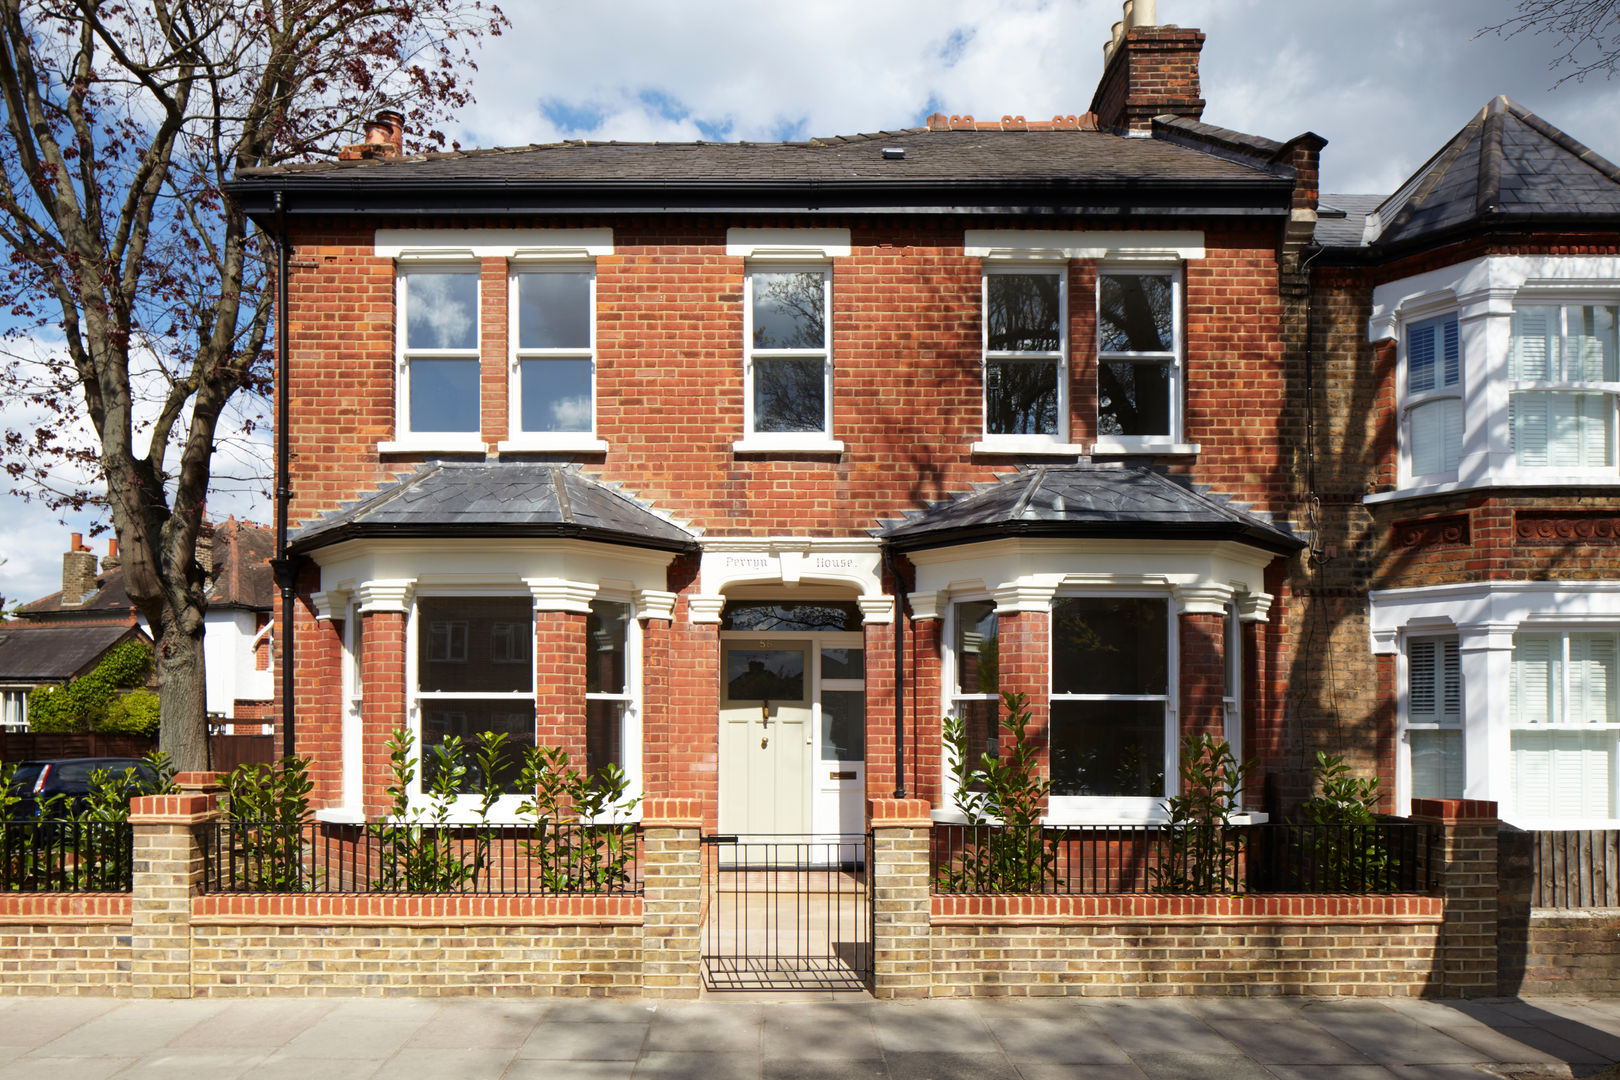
<box><xmin>1152</xmin><ymin>735</ymin><xmax>1250</xmax><ymax>894</ymax></box>
<box><xmin>222</xmin><ymin>756</ymin><xmax>315</xmax><ymax>892</ymax></box>
<box><xmin>98</xmin><ymin>690</ymin><xmax>160</xmax><ymax>736</ymax></box>
<box><xmin>26</xmin><ymin>641</ymin><xmax>153</xmax><ymax>733</ymax></box>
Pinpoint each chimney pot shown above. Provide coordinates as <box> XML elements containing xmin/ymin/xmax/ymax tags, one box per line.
<box><xmin>377</xmin><ymin>109</ymin><xmax>405</xmax><ymax>154</ymax></box>
<box><xmin>71</xmin><ymin>531</ymin><xmax>83</xmax><ymax>551</ymax></box>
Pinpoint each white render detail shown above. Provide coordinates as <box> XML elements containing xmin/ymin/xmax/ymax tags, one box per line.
<box><xmin>524</xmin><ymin>577</ymin><xmax>600</xmax><ymax>614</ymax></box>
<box><xmin>964</xmin><ymin>229</ymin><xmax>1205</xmax><ymax>261</ymax></box>
<box><xmin>1369</xmin><ymin>254</ymin><xmax>1620</xmax><ymax>498</ymax></box>
<box><xmin>375</xmin><ymin>228</ymin><xmax>614</xmax><ymax>259</ymax></box>
<box><xmin>694</xmin><ymin>537</ymin><xmax>887</xmax><ymax>624</ymax></box>
<box><xmin>725</xmin><ymin>228</ymin><xmax>852</xmax><ymax>259</ymax></box>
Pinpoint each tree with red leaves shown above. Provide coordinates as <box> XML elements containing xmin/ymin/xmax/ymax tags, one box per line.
<box><xmin>0</xmin><ymin>0</ymin><xmax>506</xmax><ymax>769</ymax></box>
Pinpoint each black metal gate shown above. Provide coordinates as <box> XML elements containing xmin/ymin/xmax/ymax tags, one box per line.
<box><xmin>701</xmin><ymin>833</ymin><xmax>873</xmax><ymax>992</ymax></box>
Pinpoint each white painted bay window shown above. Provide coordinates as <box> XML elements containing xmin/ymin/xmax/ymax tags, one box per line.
<box><xmin>1406</xmin><ymin>634</ymin><xmax>1463</xmax><ymax>799</ymax></box>
<box><xmin>585</xmin><ymin>598</ymin><xmax>633</xmax><ymax>780</ymax></box>
<box><xmin>1510</xmin><ymin>304</ymin><xmax>1618</xmax><ymax>469</ymax></box>
<box><xmin>947</xmin><ymin>599</ymin><xmax>1000</xmax><ymax>789</ymax></box>
<box><xmin>1405</xmin><ymin>314</ymin><xmax>1462</xmax><ymax>478</ymax></box>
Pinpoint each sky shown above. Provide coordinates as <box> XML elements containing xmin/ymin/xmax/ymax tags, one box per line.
<box><xmin>4</xmin><ymin>0</ymin><xmax>1619</xmax><ymax>607</ymax></box>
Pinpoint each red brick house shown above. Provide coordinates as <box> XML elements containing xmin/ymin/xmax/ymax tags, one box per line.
<box><xmin>228</xmin><ymin>8</ymin><xmax>1330</xmax><ymax>833</ymax></box>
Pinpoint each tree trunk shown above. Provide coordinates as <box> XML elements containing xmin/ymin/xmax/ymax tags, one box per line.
<box><xmin>155</xmin><ymin>604</ymin><xmax>210</xmax><ymax>772</ymax></box>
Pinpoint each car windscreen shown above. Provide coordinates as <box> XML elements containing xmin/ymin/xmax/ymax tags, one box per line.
<box><xmin>7</xmin><ymin>764</ymin><xmax>43</xmax><ymax>794</ymax></box>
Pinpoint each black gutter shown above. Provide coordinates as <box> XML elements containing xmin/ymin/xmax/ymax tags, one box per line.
<box><xmin>286</xmin><ymin>521</ymin><xmax>699</xmax><ymax>558</ymax></box>
<box><xmin>1312</xmin><ymin>213</ymin><xmax>1620</xmax><ymax>266</ymax></box>
<box><xmin>883</xmin><ymin>520</ymin><xmax>1306</xmax><ymax>558</ymax></box>
<box><xmin>269</xmin><ymin>190</ymin><xmax>298</xmax><ymax>760</ymax></box>
<box><xmin>881</xmin><ymin>547</ymin><xmax>908</xmax><ymax>800</ymax></box>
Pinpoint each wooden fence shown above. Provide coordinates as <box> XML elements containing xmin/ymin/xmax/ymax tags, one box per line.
<box><xmin>1526</xmin><ymin>830</ymin><xmax>1620</xmax><ymax>908</ymax></box>
<box><xmin>0</xmin><ymin>731</ymin><xmax>276</xmax><ymax>772</ymax></box>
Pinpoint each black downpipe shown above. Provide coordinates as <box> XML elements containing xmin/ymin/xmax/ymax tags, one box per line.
<box><xmin>271</xmin><ymin>190</ymin><xmax>296</xmax><ymax>759</ymax></box>
<box><xmin>882</xmin><ymin>548</ymin><xmax>907</xmax><ymax>799</ymax></box>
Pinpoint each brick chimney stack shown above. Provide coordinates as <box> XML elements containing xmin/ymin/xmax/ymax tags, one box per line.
<box><xmin>102</xmin><ymin>538</ymin><xmax>120</xmax><ymax>572</ymax></box>
<box><xmin>61</xmin><ymin>532</ymin><xmax>98</xmax><ymax>606</ymax></box>
<box><xmin>339</xmin><ymin>110</ymin><xmax>406</xmax><ymax>161</ymax></box>
<box><xmin>1089</xmin><ymin>0</ymin><xmax>1205</xmax><ymax>134</ymax></box>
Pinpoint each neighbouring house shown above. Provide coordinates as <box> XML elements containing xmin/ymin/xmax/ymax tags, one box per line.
<box><xmin>228</xmin><ymin>2</ymin><xmax>1325</xmax><ymax>833</ymax></box>
<box><xmin>1307</xmin><ymin>96</ymin><xmax>1620</xmax><ymax>828</ymax></box>
<box><xmin>1</xmin><ymin>523</ymin><xmax>274</xmax><ymax>732</ymax></box>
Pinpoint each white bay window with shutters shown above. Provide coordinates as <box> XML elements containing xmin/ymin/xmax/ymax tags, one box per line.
<box><xmin>1369</xmin><ymin>253</ymin><xmax>1620</xmax><ymax>500</ymax></box>
<box><xmin>1373</xmin><ymin>581</ymin><xmax>1620</xmax><ymax>825</ymax></box>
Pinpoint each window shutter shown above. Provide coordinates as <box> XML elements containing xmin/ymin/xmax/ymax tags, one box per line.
<box><xmin>1513</xmin><ymin>307</ymin><xmax>1558</xmax><ymax>380</ymax></box>
<box><xmin>1571</xmin><ymin>633</ymin><xmax>1618</xmax><ymax>725</ymax></box>
<box><xmin>1512</xmin><ymin>731</ymin><xmax>1554</xmax><ymax>817</ymax></box>
<box><xmin>1442</xmin><ymin>316</ymin><xmax>1461</xmax><ymax>387</ymax></box>
<box><xmin>1409</xmin><ymin>400</ymin><xmax>1463</xmax><ymax>476</ymax></box>
<box><xmin>1580</xmin><ymin>393</ymin><xmax>1614</xmax><ymax>468</ymax></box>
<box><xmin>1409</xmin><ymin>639</ymin><xmax>1437</xmax><ymax>723</ymax></box>
<box><xmin>1412</xmin><ymin>729</ymin><xmax>1464</xmax><ymax>799</ymax></box>
<box><xmin>1512</xmin><ymin>392</ymin><xmax>1551</xmax><ymax>467</ymax></box>
<box><xmin>1511</xmin><ymin>635</ymin><xmax>1559</xmax><ymax>725</ymax></box>
<box><xmin>1441</xmin><ymin>637</ymin><xmax>1462</xmax><ymax>725</ymax></box>
<box><xmin>1408</xmin><ymin>321</ymin><xmax>1436</xmax><ymax>394</ymax></box>
<box><xmin>1568</xmin><ymin>305</ymin><xmax>1618</xmax><ymax>382</ymax></box>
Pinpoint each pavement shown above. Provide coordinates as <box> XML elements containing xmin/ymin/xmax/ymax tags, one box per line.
<box><xmin>0</xmin><ymin>992</ymin><xmax>1619</xmax><ymax>1079</ymax></box>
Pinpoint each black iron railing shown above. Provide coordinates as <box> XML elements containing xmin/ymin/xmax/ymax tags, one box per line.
<box><xmin>932</xmin><ymin>821</ymin><xmax>1441</xmax><ymax>896</ymax></box>
<box><xmin>202</xmin><ymin>820</ymin><xmax>642</xmax><ymax>895</ymax></box>
<box><xmin>0</xmin><ymin>819</ymin><xmax>133</xmax><ymax>893</ymax></box>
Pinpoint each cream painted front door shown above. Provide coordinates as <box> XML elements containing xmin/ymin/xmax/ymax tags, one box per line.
<box><xmin>719</xmin><ymin>642</ymin><xmax>811</xmax><ymax>835</ymax></box>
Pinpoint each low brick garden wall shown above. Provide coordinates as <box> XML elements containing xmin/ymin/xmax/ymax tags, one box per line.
<box><xmin>0</xmin><ymin>895</ymin><xmax>132</xmax><ymax>996</ymax></box>
<box><xmin>929</xmin><ymin>894</ymin><xmax>1444</xmax><ymax>997</ymax></box>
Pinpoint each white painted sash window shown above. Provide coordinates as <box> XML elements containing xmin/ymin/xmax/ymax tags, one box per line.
<box><xmin>1510</xmin><ymin>630</ymin><xmax>1619</xmax><ymax>820</ymax></box>
<box><xmin>397</xmin><ymin>268</ymin><xmax>481</xmax><ymax>444</ymax></box>
<box><xmin>1509</xmin><ymin>305</ymin><xmax>1618</xmax><ymax>469</ymax></box>
<box><xmin>983</xmin><ymin>269</ymin><xmax>1066</xmax><ymax>442</ymax></box>
<box><xmin>1096</xmin><ymin>268</ymin><xmax>1182</xmax><ymax>448</ymax></box>
<box><xmin>946</xmin><ymin>599</ymin><xmax>1000</xmax><ymax>791</ymax></box>
<box><xmin>585</xmin><ymin>599</ymin><xmax>633</xmax><ymax>779</ymax></box>
<box><xmin>744</xmin><ymin>266</ymin><xmax>832</xmax><ymax>442</ymax></box>
<box><xmin>1406</xmin><ymin>314</ymin><xmax>1462</xmax><ymax>477</ymax></box>
<box><xmin>1406</xmin><ymin>635</ymin><xmax>1463</xmax><ymax>799</ymax></box>
<box><xmin>512</xmin><ymin>268</ymin><xmax>596</xmax><ymax>444</ymax></box>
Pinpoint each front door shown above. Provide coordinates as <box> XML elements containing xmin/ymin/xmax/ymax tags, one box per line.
<box><xmin>720</xmin><ymin>642</ymin><xmax>811</xmax><ymax>835</ymax></box>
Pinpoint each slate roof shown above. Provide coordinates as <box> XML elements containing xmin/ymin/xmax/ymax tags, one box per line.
<box><xmin>205</xmin><ymin>520</ymin><xmax>274</xmax><ymax>611</ymax></box>
<box><xmin>238</xmin><ymin>127</ymin><xmax>1282</xmax><ymax>185</ymax></box>
<box><xmin>1349</xmin><ymin>97</ymin><xmax>1620</xmax><ymax>251</ymax></box>
<box><xmin>18</xmin><ymin>569</ymin><xmax>136</xmax><ymax>622</ymax></box>
<box><xmin>0</xmin><ymin>624</ymin><xmax>146</xmax><ymax>683</ymax></box>
<box><xmin>290</xmin><ymin>463</ymin><xmax>697</xmax><ymax>554</ymax></box>
<box><xmin>878</xmin><ymin>463</ymin><xmax>1302</xmax><ymax>555</ymax></box>
<box><xmin>1315</xmin><ymin>194</ymin><xmax>1383</xmax><ymax>248</ymax></box>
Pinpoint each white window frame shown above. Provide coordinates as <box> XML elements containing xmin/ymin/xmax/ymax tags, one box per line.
<box><xmin>502</xmin><ymin>263</ymin><xmax>608</xmax><ymax>453</ymax></box>
<box><xmin>0</xmin><ymin>688</ymin><xmax>28</xmax><ymax>730</ymax></box>
<box><xmin>1222</xmin><ymin>601</ymin><xmax>1243</xmax><ymax>764</ymax></box>
<box><xmin>1092</xmin><ymin>264</ymin><xmax>1188</xmax><ymax>455</ymax></box>
<box><xmin>1399</xmin><ymin>632</ymin><xmax>1464</xmax><ymax>804</ymax></box>
<box><xmin>1508</xmin><ymin>627</ymin><xmax>1620</xmax><ymax>822</ymax></box>
<box><xmin>1401</xmin><ymin>313</ymin><xmax>1464</xmax><ymax>483</ymax></box>
<box><xmin>1047</xmin><ymin>591</ymin><xmax>1179</xmax><ymax>823</ymax></box>
<box><xmin>387</xmin><ymin>262</ymin><xmax>484</xmax><ymax>454</ymax></box>
<box><xmin>585</xmin><ymin>595</ymin><xmax>643</xmax><ymax>817</ymax></box>
<box><xmin>406</xmin><ymin>589</ymin><xmax>536</xmax><ymax>823</ymax></box>
<box><xmin>737</xmin><ymin>262</ymin><xmax>838</xmax><ymax>452</ymax></box>
<box><xmin>941</xmin><ymin>596</ymin><xmax>1000</xmax><ymax>814</ymax></box>
<box><xmin>979</xmin><ymin>264</ymin><xmax>1070</xmax><ymax>450</ymax></box>
<box><xmin>1508</xmin><ymin>302</ymin><xmax>1619</xmax><ymax>471</ymax></box>
<box><xmin>340</xmin><ymin>605</ymin><xmax>364</xmax><ymax>816</ymax></box>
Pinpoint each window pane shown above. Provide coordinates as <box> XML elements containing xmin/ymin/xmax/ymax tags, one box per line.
<box><xmin>1410</xmin><ymin>399</ymin><xmax>1462</xmax><ymax>476</ymax></box>
<box><xmin>1568</xmin><ymin>305</ymin><xmax>1618</xmax><ymax>382</ymax></box>
<box><xmin>821</xmin><ymin>689</ymin><xmax>865</xmax><ymax>761</ymax></box>
<box><xmin>1512</xmin><ymin>306</ymin><xmax>1558</xmax><ymax>380</ymax></box>
<box><xmin>954</xmin><ymin>601</ymin><xmax>998</xmax><ymax>695</ymax></box>
<box><xmin>409</xmin><ymin>359</ymin><xmax>480</xmax><ymax>432</ymax></box>
<box><xmin>1570</xmin><ymin>633</ymin><xmax>1618</xmax><ymax>725</ymax></box>
<box><xmin>752</xmin><ymin>271</ymin><xmax>825</xmax><ymax>349</ymax></box>
<box><xmin>1099</xmin><ymin>273</ymin><xmax>1173</xmax><ymax>353</ymax></box>
<box><xmin>720</xmin><ymin>601</ymin><xmax>861</xmax><ymax>632</ymax></box>
<box><xmin>1052</xmin><ymin>597</ymin><xmax>1167</xmax><ymax>696</ymax></box>
<box><xmin>1098</xmin><ymin>360</ymin><xmax>1172</xmax><ymax>438</ymax></box>
<box><xmin>518</xmin><ymin>272</ymin><xmax>590</xmax><ymax>350</ymax></box>
<box><xmin>1512</xmin><ymin>391</ymin><xmax>1612</xmax><ymax>468</ymax></box>
<box><xmin>418</xmin><ymin>597</ymin><xmax>533</xmax><ymax>693</ymax></box>
<box><xmin>421</xmin><ymin>701</ymin><xmax>535</xmax><ymax>793</ymax></box>
<box><xmin>821</xmin><ymin>647</ymin><xmax>864</xmax><ymax>680</ymax></box>
<box><xmin>753</xmin><ymin>357</ymin><xmax>825</xmax><ymax>432</ymax></box>
<box><xmin>1408</xmin><ymin>321</ymin><xmax>1436</xmax><ymax>394</ymax></box>
<box><xmin>725</xmin><ymin>649</ymin><xmax>805</xmax><ymax>703</ymax></box>
<box><xmin>405</xmin><ymin>272</ymin><xmax>478</xmax><ymax>350</ymax></box>
<box><xmin>520</xmin><ymin>358</ymin><xmax>592</xmax><ymax>432</ymax></box>
<box><xmin>986</xmin><ymin>359</ymin><xmax>1059</xmax><ymax>435</ymax></box>
<box><xmin>1050</xmin><ymin>699</ymin><xmax>1166</xmax><ymax>797</ymax></box>
<box><xmin>586</xmin><ymin>698</ymin><xmax>625</xmax><ymax>777</ymax></box>
<box><xmin>1512</xmin><ymin>729</ymin><xmax>1614</xmax><ymax>819</ymax></box>
<box><xmin>1511</xmin><ymin>634</ymin><xmax>1560</xmax><ymax>725</ymax></box>
<box><xmin>986</xmin><ymin>274</ymin><xmax>1061</xmax><ymax>352</ymax></box>
<box><xmin>586</xmin><ymin>600</ymin><xmax>629</xmax><ymax>695</ymax></box>
<box><xmin>951</xmin><ymin>697</ymin><xmax>999</xmax><ymax>790</ymax></box>
<box><xmin>1412</xmin><ymin>729</ymin><xmax>1464</xmax><ymax>800</ymax></box>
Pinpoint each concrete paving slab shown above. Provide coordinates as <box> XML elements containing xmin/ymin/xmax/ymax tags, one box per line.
<box><xmin>376</xmin><ymin>1047</ymin><xmax>516</xmax><ymax>1079</ymax></box>
<box><xmin>241</xmin><ymin>1052</ymin><xmax>383</xmax><ymax>1080</ymax></box>
<box><xmin>630</xmin><ymin>1050</ymin><xmax>760</xmax><ymax>1079</ymax></box>
<box><xmin>1130</xmin><ymin>1050</ymin><xmax>1275</xmax><ymax>1080</ymax></box>
<box><xmin>518</xmin><ymin>1021</ymin><xmax>649</xmax><ymax>1060</ymax></box>
<box><xmin>547</xmin><ymin>1001</ymin><xmax>660</xmax><ymax>1024</ymax></box>
<box><xmin>1435</xmin><ymin>1021</ymin><xmax>1604</xmax><ymax>1065</ymax></box>
<box><xmin>1300</xmin><ymin>1004</ymin><xmax>1496</xmax><ymax>1066</ymax></box>
<box><xmin>647</xmin><ymin>1002</ymin><xmax>764</xmax><ymax>1053</ymax></box>
<box><xmin>276</xmin><ymin>1017</ymin><xmax>422</xmax><ymax>1060</ymax></box>
<box><xmin>165</xmin><ymin>999</ymin><xmax>330</xmax><ymax>1050</ymax></box>
<box><xmin>870</xmin><ymin>1002</ymin><xmax>997</xmax><ymax>1054</ymax></box>
<box><xmin>101</xmin><ymin>1047</ymin><xmax>271</xmax><ymax>1080</ymax></box>
<box><xmin>1264</xmin><ymin>1067</ymin><xmax>1401</xmax><ymax>1080</ymax></box>
<box><xmin>761</xmin><ymin>1005</ymin><xmax>880</xmax><ymax>1061</ymax></box>
<box><xmin>0</xmin><ymin>1057</ymin><xmax>132</xmax><ymax>1080</ymax></box>
<box><xmin>1539</xmin><ymin>1018</ymin><xmax>1620</xmax><ymax>1060</ymax></box>
<box><xmin>884</xmin><ymin>1051</ymin><xmax>1022</xmax><ymax>1080</ymax></box>
<box><xmin>1203</xmin><ymin>1013</ymin><xmax>1374</xmax><ymax>1065</ymax></box>
<box><xmin>503</xmin><ymin>1061</ymin><xmax>635</xmax><ymax>1080</ymax></box>
<box><xmin>977</xmin><ymin>1013</ymin><xmax>1133</xmax><ymax>1064</ymax></box>
<box><xmin>1015</xmin><ymin>1066</ymin><xmax>1151</xmax><ymax>1080</ymax></box>
<box><xmin>404</xmin><ymin>1000</ymin><xmax>545</xmax><ymax>1049</ymax></box>
<box><xmin>1083</xmin><ymin>1000</ymin><xmax>1236</xmax><ymax>1055</ymax></box>
<box><xmin>33</xmin><ymin>1019</ymin><xmax>198</xmax><ymax>1059</ymax></box>
<box><xmin>1181</xmin><ymin>997</ymin><xmax>1308</xmax><ymax>1021</ymax></box>
<box><xmin>0</xmin><ymin>997</ymin><xmax>120</xmax><ymax>1046</ymax></box>
<box><xmin>760</xmin><ymin>1061</ymin><xmax>889</xmax><ymax>1080</ymax></box>
<box><xmin>1387</xmin><ymin>1067</ymin><xmax>1515</xmax><ymax>1080</ymax></box>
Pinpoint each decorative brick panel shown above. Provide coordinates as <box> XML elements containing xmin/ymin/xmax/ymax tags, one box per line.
<box><xmin>1515</xmin><ymin>510</ymin><xmax>1620</xmax><ymax>543</ymax></box>
<box><xmin>1391</xmin><ymin>514</ymin><xmax>1471</xmax><ymax>550</ymax></box>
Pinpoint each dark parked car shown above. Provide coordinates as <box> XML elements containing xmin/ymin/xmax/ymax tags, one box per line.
<box><xmin>5</xmin><ymin>758</ymin><xmax>157</xmax><ymax>820</ymax></box>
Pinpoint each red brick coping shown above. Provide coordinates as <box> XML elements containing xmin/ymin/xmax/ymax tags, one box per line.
<box><xmin>931</xmin><ymin>893</ymin><xmax>1444</xmax><ymax>926</ymax></box>
<box><xmin>192</xmin><ymin>893</ymin><xmax>643</xmax><ymax>927</ymax></box>
<box><xmin>0</xmin><ymin>894</ymin><xmax>132</xmax><ymax>924</ymax></box>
